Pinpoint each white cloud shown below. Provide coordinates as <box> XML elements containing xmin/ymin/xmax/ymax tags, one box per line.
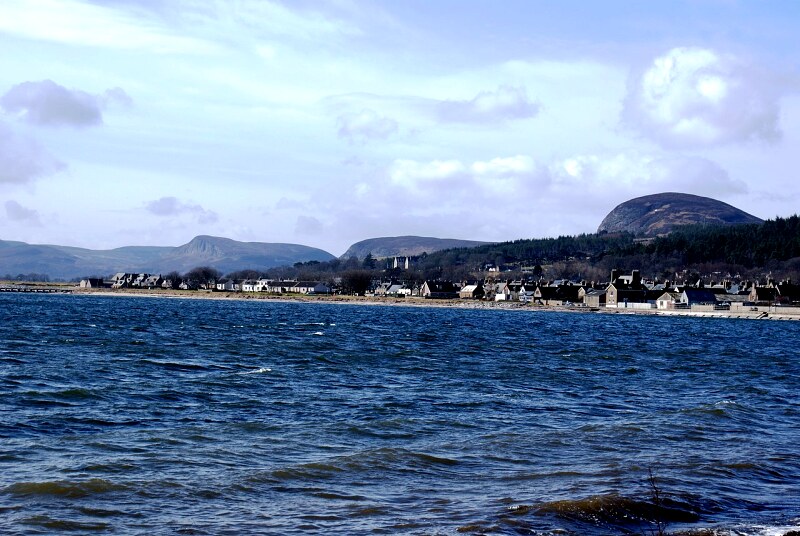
<box><xmin>145</xmin><ymin>196</ymin><xmax>218</xmax><ymax>224</ymax></box>
<box><xmin>382</xmin><ymin>154</ymin><xmax>548</xmax><ymax>212</ymax></box>
<box><xmin>336</xmin><ymin>109</ymin><xmax>398</xmax><ymax>143</ymax></box>
<box><xmin>471</xmin><ymin>155</ymin><xmax>536</xmax><ymax>177</ymax></box>
<box><xmin>325</xmin><ymin>85</ymin><xmax>540</xmax><ymax>134</ymax></box>
<box><xmin>0</xmin><ymin>120</ymin><xmax>65</xmax><ymax>183</ymax></box>
<box><xmin>0</xmin><ymin>0</ymin><xmax>217</xmax><ymax>54</ymax></box>
<box><xmin>471</xmin><ymin>155</ymin><xmax>544</xmax><ymax>191</ymax></box>
<box><xmin>437</xmin><ymin>85</ymin><xmax>540</xmax><ymax>123</ymax></box>
<box><xmin>388</xmin><ymin>159</ymin><xmax>466</xmax><ymax>189</ymax></box>
<box><xmin>623</xmin><ymin>47</ymin><xmax>783</xmax><ymax>147</ymax></box>
<box><xmin>551</xmin><ymin>151</ymin><xmax>747</xmax><ymax>197</ymax></box>
<box><xmin>0</xmin><ymin>80</ymin><xmax>131</xmax><ymax>127</ymax></box>
<box><xmin>5</xmin><ymin>200</ymin><xmax>42</xmax><ymax>226</ymax></box>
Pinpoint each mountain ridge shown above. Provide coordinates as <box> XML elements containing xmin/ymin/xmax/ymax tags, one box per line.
<box><xmin>0</xmin><ymin>235</ymin><xmax>335</xmax><ymax>280</ymax></box>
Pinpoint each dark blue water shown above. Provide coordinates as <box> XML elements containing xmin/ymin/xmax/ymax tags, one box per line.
<box><xmin>1</xmin><ymin>294</ymin><xmax>798</xmax><ymax>535</ymax></box>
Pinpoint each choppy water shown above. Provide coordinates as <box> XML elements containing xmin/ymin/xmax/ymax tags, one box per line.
<box><xmin>1</xmin><ymin>293</ymin><xmax>799</xmax><ymax>535</ymax></box>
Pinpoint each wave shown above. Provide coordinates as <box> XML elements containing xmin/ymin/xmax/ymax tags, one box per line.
<box><xmin>53</xmin><ymin>387</ymin><xmax>104</xmax><ymax>400</ymax></box>
<box><xmin>21</xmin><ymin>515</ymin><xmax>110</xmax><ymax>532</ymax></box>
<box><xmin>238</xmin><ymin>367</ymin><xmax>272</xmax><ymax>374</ymax></box>
<box><xmin>138</xmin><ymin>359</ymin><xmax>210</xmax><ymax>371</ymax></box>
<box><xmin>250</xmin><ymin>448</ymin><xmax>461</xmax><ymax>484</ymax></box>
<box><xmin>4</xmin><ymin>478</ymin><xmax>129</xmax><ymax>499</ymax></box>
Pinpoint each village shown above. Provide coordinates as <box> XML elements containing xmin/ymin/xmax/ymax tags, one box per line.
<box><xmin>77</xmin><ymin>262</ymin><xmax>800</xmax><ymax>317</ymax></box>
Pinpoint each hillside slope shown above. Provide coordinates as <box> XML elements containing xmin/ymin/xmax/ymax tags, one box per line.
<box><xmin>598</xmin><ymin>192</ymin><xmax>763</xmax><ymax>236</ymax></box>
<box><xmin>341</xmin><ymin>236</ymin><xmax>492</xmax><ymax>259</ymax></box>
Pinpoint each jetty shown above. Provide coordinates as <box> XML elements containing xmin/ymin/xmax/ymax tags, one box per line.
<box><xmin>0</xmin><ymin>285</ymin><xmax>72</xmax><ymax>294</ymax></box>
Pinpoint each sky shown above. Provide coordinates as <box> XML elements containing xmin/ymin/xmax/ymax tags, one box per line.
<box><xmin>1</xmin><ymin>0</ymin><xmax>799</xmax><ymax>256</ymax></box>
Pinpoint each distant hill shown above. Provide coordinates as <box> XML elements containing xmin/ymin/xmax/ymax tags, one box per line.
<box><xmin>598</xmin><ymin>192</ymin><xmax>763</xmax><ymax>236</ymax></box>
<box><xmin>341</xmin><ymin>236</ymin><xmax>492</xmax><ymax>260</ymax></box>
<box><xmin>0</xmin><ymin>235</ymin><xmax>335</xmax><ymax>280</ymax></box>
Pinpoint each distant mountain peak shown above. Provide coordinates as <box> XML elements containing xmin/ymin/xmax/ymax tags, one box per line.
<box><xmin>178</xmin><ymin>236</ymin><xmax>226</xmax><ymax>258</ymax></box>
<box><xmin>598</xmin><ymin>192</ymin><xmax>763</xmax><ymax>236</ymax></box>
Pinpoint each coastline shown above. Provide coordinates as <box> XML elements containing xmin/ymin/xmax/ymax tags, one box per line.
<box><xmin>57</xmin><ymin>287</ymin><xmax>800</xmax><ymax>321</ymax></box>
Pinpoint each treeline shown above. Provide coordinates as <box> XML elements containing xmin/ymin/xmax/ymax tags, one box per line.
<box><xmin>645</xmin><ymin>215</ymin><xmax>800</xmax><ymax>267</ymax></box>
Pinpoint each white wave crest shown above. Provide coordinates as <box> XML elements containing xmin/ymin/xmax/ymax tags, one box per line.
<box><xmin>240</xmin><ymin>367</ymin><xmax>271</xmax><ymax>374</ymax></box>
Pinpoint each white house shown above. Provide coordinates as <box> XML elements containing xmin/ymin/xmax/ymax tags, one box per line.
<box><xmin>216</xmin><ymin>279</ymin><xmax>239</xmax><ymax>291</ymax></box>
<box><xmin>254</xmin><ymin>279</ymin><xmax>272</xmax><ymax>292</ymax></box>
<box><xmin>656</xmin><ymin>292</ymin><xmax>682</xmax><ymax>310</ymax></box>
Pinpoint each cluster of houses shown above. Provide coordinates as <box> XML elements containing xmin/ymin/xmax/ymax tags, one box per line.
<box><xmin>80</xmin><ymin>269</ymin><xmax>800</xmax><ymax>310</ymax></box>
<box><xmin>80</xmin><ymin>273</ymin><xmax>168</xmax><ymax>289</ymax></box>
<box><xmin>378</xmin><ymin>269</ymin><xmax>800</xmax><ymax>310</ymax></box>
<box><xmin>79</xmin><ymin>273</ymin><xmax>334</xmax><ymax>294</ymax></box>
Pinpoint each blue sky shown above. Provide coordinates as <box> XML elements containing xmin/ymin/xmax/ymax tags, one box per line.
<box><xmin>1</xmin><ymin>0</ymin><xmax>798</xmax><ymax>256</ymax></box>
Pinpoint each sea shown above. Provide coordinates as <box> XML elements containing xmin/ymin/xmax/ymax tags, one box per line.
<box><xmin>1</xmin><ymin>293</ymin><xmax>799</xmax><ymax>535</ymax></box>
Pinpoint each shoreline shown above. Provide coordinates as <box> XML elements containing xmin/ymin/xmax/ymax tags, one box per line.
<box><xmin>49</xmin><ymin>287</ymin><xmax>800</xmax><ymax>321</ymax></box>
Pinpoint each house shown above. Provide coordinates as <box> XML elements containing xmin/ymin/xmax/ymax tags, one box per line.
<box><xmin>421</xmin><ymin>281</ymin><xmax>459</xmax><ymax>299</ymax></box>
<box><xmin>79</xmin><ymin>278</ymin><xmax>104</xmax><ymax>288</ymax></box>
<box><xmin>459</xmin><ymin>284</ymin><xmax>484</xmax><ymax>299</ymax></box>
<box><xmin>131</xmin><ymin>273</ymin><xmax>150</xmax><ymax>288</ymax></box>
<box><xmin>491</xmin><ymin>281</ymin><xmax>511</xmax><ymax>301</ymax></box>
<box><xmin>532</xmin><ymin>282</ymin><xmax>584</xmax><ymax>305</ymax></box>
<box><xmin>534</xmin><ymin>285</ymin><xmax>562</xmax><ymax>305</ymax></box>
<box><xmin>143</xmin><ymin>275</ymin><xmax>163</xmax><ymax>289</ymax></box>
<box><xmin>519</xmin><ymin>283</ymin><xmax>538</xmax><ymax>302</ymax></box>
<box><xmin>377</xmin><ymin>283</ymin><xmax>407</xmax><ymax>297</ymax></box>
<box><xmin>605</xmin><ymin>270</ymin><xmax>649</xmax><ymax>307</ymax></box>
<box><xmin>309</xmin><ymin>282</ymin><xmax>333</xmax><ymax>295</ymax></box>
<box><xmin>505</xmin><ymin>281</ymin><xmax>523</xmax><ymax>301</ymax></box>
<box><xmin>286</xmin><ymin>281</ymin><xmax>331</xmax><ymax>294</ymax></box>
<box><xmin>656</xmin><ymin>291</ymin><xmax>683</xmax><ymax>310</ymax></box>
<box><xmin>777</xmin><ymin>280</ymin><xmax>800</xmax><ymax>304</ymax></box>
<box><xmin>749</xmin><ymin>285</ymin><xmax>779</xmax><ymax>305</ymax></box>
<box><xmin>375</xmin><ymin>281</ymin><xmax>400</xmax><ymax>296</ymax></box>
<box><xmin>109</xmin><ymin>272</ymin><xmax>135</xmax><ymax>288</ymax></box>
<box><xmin>680</xmin><ymin>289</ymin><xmax>718</xmax><ymax>306</ymax></box>
<box><xmin>216</xmin><ymin>279</ymin><xmax>239</xmax><ymax>291</ymax></box>
<box><xmin>241</xmin><ymin>279</ymin><xmax>257</xmax><ymax>292</ymax></box>
<box><xmin>581</xmin><ymin>288</ymin><xmax>607</xmax><ymax>308</ymax></box>
<box><xmin>292</xmin><ymin>281</ymin><xmax>315</xmax><ymax>294</ymax></box>
<box><xmin>254</xmin><ymin>279</ymin><xmax>272</xmax><ymax>292</ymax></box>
<box><xmin>263</xmin><ymin>280</ymin><xmax>296</xmax><ymax>293</ymax></box>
